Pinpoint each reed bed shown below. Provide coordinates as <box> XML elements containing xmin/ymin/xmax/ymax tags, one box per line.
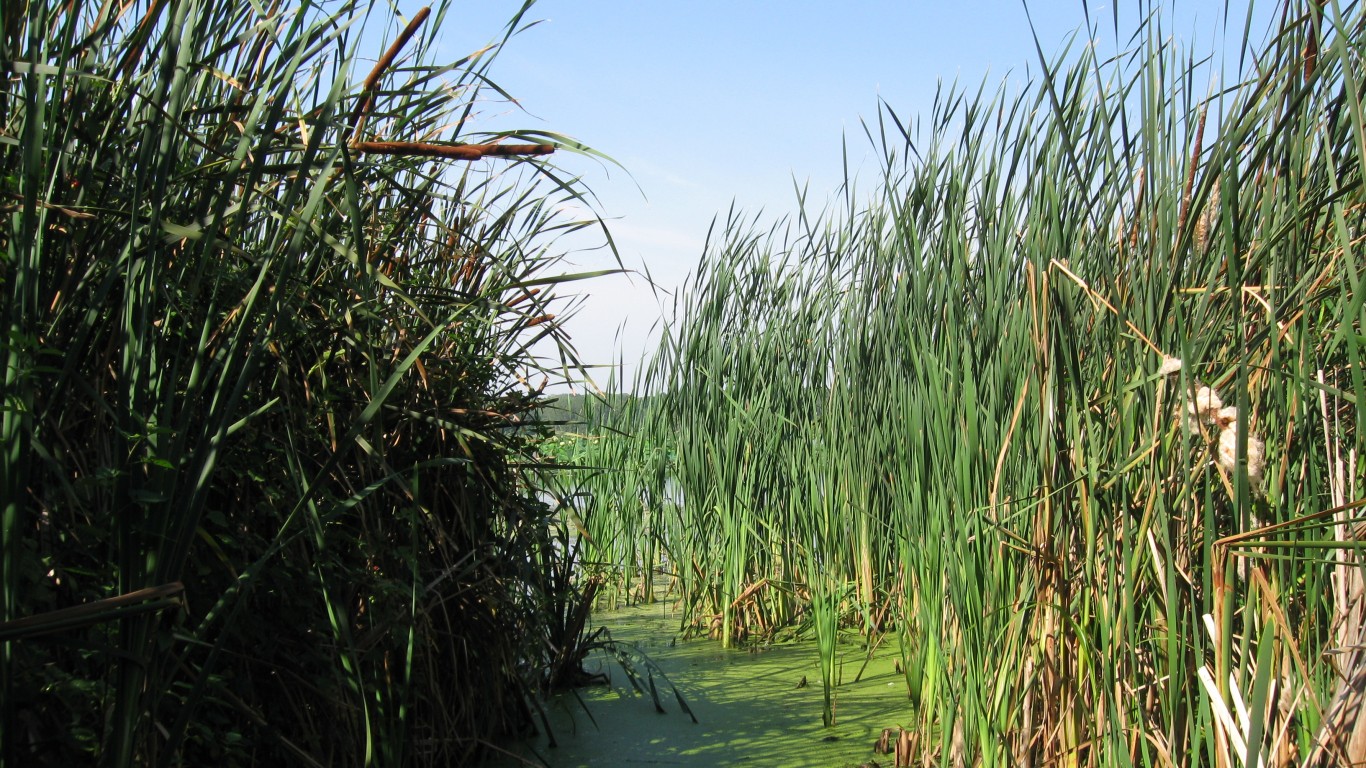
<box><xmin>1</xmin><ymin>0</ymin><xmax>609</xmax><ymax>764</ymax></box>
<box><xmin>578</xmin><ymin>2</ymin><xmax>1366</xmax><ymax>764</ymax></box>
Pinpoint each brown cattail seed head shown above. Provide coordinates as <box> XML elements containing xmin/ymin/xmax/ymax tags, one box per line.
<box><xmin>1194</xmin><ymin>179</ymin><xmax>1221</xmax><ymax>252</ymax></box>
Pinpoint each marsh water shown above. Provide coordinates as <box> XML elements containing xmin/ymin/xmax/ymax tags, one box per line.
<box><xmin>491</xmin><ymin>590</ymin><xmax>911</xmax><ymax>767</ymax></box>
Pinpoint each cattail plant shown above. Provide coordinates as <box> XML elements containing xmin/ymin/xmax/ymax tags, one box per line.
<box><xmin>0</xmin><ymin>0</ymin><xmax>612</xmax><ymax>764</ymax></box>
<box><xmin>581</xmin><ymin>1</ymin><xmax>1366</xmax><ymax>765</ymax></box>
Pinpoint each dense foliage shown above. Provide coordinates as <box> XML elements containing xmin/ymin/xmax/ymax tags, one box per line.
<box><xmin>0</xmin><ymin>0</ymin><xmax>606</xmax><ymax>764</ymax></box>
<box><xmin>577</xmin><ymin>2</ymin><xmax>1366</xmax><ymax>765</ymax></box>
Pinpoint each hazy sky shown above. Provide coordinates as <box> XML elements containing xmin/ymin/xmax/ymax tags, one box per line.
<box><xmin>405</xmin><ymin>1</ymin><xmax>1277</xmax><ymax>390</ymax></box>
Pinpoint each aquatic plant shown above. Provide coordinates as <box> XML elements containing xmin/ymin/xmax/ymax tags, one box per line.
<box><xmin>0</xmin><ymin>0</ymin><xmax>611</xmax><ymax>764</ymax></box>
<box><xmin>583</xmin><ymin>1</ymin><xmax>1366</xmax><ymax>764</ymax></box>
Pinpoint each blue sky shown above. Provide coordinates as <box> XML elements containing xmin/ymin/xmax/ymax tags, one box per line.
<box><xmin>409</xmin><ymin>1</ymin><xmax>1276</xmax><ymax>389</ymax></box>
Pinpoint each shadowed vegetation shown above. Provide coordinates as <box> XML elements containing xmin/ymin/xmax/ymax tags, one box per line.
<box><xmin>0</xmin><ymin>0</ymin><xmax>612</xmax><ymax>764</ymax></box>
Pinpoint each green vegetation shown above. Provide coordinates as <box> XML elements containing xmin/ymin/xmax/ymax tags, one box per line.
<box><xmin>10</xmin><ymin>0</ymin><xmax>1366</xmax><ymax>765</ymax></box>
<box><xmin>574</xmin><ymin>2</ymin><xmax>1366</xmax><ymax>765</ymax></box>
<box><xmin>1</xmin><ymin>0</ymin><xmax>611</xmax><ymax>764</ymax></box>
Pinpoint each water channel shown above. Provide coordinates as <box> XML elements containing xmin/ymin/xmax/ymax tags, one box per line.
<box><xmin>492</xmin><ymin>591</ymin><xmax>912</xmax><ymax>767</ymax></box>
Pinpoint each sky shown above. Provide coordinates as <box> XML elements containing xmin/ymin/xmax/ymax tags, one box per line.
<box><xmin>400</xmin><ymin>1</ymin><xmax>1278</xmax><ymax>390</ymax></box>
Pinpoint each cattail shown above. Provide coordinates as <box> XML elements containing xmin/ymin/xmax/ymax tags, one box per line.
<box><xmin>506</xmin><ymin>288</ymin><xmax>541</xmax><ymax>308</ymax></box>
<box><xmin>1192</xmin><ymin>386</ymin><xmax>1223</xmax><ymax>415</ymax></box>
<box><xmin>1246</xmin><ymin>432</ymin><xmax>1266</xmax><ymax>487</ymax></box>
<box><xmin>1175</xmin><ymin>381</ymin><xmax>1267</xmax><ymax>493</ymax></box>
<box><xmin>1217</xmin><ymin>426</ymin><xmax>1238</xmax><ymax>475</ymax></box>
<box><xmin>1158</xmin><ymin>356</ymin><xmax>1183</xmax><ymax>376</ymax></box>
<box><xmin>1176</xmin><ymin>105</ymin><xmax>1208</xmax><ymax>238</ymax></box>
<box><xmin>1184</xmin><ymin>386</ymin><xmax>1224</xmax><ymax>433</ymax></box>
<box><xmin>1194</xmin><ymin>179</ymin><xmax>1220</xmax><ymax>252</ymax></box>
<box><xmin>1217</xmin><ymin>423</ymin><xmax>1266</xmax><ymax>491</ymax></box>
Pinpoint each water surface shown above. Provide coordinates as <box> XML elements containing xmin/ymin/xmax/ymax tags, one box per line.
<box><xmin>493</xmin><ymin>594</ymin><xmax>912</xmax><ymax>767</ymax></box>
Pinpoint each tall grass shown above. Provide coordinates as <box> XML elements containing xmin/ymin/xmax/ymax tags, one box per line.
<box><xmin>581</xmin><ymin>1</ymin><xmax>1366</xmax><ymax>764</ymax></box>
<box><xmin>1</xmin><ymin>0</ymin><xmax>610</xmax><ymax>764</ymax></box>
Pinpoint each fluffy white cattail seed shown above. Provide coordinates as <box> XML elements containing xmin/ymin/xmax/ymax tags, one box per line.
<box><xmin>1182</xmin><ymin>386</ymin><xmax>1224</xmax><ymax>434</ymax></box>
<box><xmin>1189</xmin><ymin>386</ymin><xmax>1223</xmax><ymax>418</ymax></box>
<box><xmin>1217</xmin><ymin>424</ymin><xmax>1266</xmax><ymax>491</ymax></box>
<box><xmin>1247</xmin><ymin>434</ymin><xmax>1266</xmax><ymax>487</ymax></box>
<box><xmin>1217</xmin><ymin>426</ymin><xmax>1239</xmax><ymax>475</ymax></box>
<box><xmin>1158</xmin><ymin>356</ymin><xmax>1184</xmax><ymax>376</ymax></box>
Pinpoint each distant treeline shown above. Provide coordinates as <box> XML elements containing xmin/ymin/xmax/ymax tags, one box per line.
<box><xmin>537</xmin><ymin>393</ymin><xmax>652</xmax><ymax>433</ymax></box>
